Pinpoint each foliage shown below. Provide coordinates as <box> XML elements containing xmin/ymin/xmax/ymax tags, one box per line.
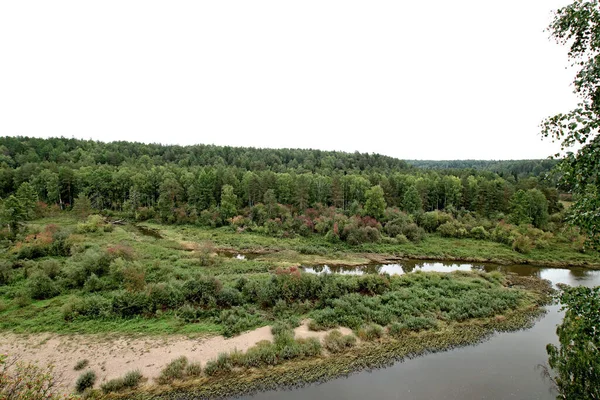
<box><xmin>157</xmin><ymin>356</ymin><xmax>188</xmax><ymax>384</ymax></box>
<box><xmin>0</xmin><ymin>355</ymin><xmax>77</xmax><ymax>400</ymax></box>
<box><xmin>100</xmin><ymin>370</ymin><xmax>143</xmax><ymax>393</ymax></box>
<box><xmin>541</xmin><ymin>0</ymin><xmax>600</xmax><ymax>247</ymax></box>
<box><xmin>546</xmin><ymin>285</ymin><xmax>600</xmax><ymax>400</ymax></box>
<box><xmin>323</xmin><ymin>330</ymin><xmax>357</xmax><ymax>353</ymax></box>
<box><xmin>75</xmin><ymin>370</ymin><xmax>96</xmax><ymax>393</ymax></box>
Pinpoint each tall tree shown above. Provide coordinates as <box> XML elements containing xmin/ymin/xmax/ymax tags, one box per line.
<box><xmin>541</xmin><ymin>0</ymin><xmax>600</xmax><ymax>247</ymax></box>
<box><xmin>364</xmin><ymin>185</ymin><xmax>386</xmax><ymax>220</ymax></box>
<box><xmin>220</xmin><ymin>184</ymin><xmax>238</xmax><ymax>221</ymax></box>
<box><xmin>15</xmin><ymin>182</ymin><xmax>37</xmax><ymax>220</ymax></box>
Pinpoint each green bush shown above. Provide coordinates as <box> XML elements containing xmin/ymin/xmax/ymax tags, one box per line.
<box><xmin>184</xmin><ymin>362</ymin><xmax>202</xmax><ymax>377</ymax></box>
<box><xmin>470</xmin><ymin>225</ymin><xmax>489</xmax><ymax>240</ymax></box>
<box><xmin>62</xmin><ymin>295</ymin><xmax>111</xmax><ymax>321</ymax></box>
<box><xmin>512</xmin><ymin>234</ymin><xmax>533</xmax><ymax>254</ymax></box>
<box><xmin>0</xmin><ymin>261</ymin><xmax>13</xmax><ymax>286</ymax></box>
<box><xmin>28</xmin><ymin>271</ymin><xmax>59</xmax><ymax>300</ymax></box>
<box><xmin>75</xmin><ymin>370</ymin><xmax>96</xmax><ymax>393</ymax></box>
<box><xmin>357</xmin><ymin>323</ymin><xmax>384</xmax><ymax>341</ymax></box>
<box><xmin>204</xmin><ymin>353</ymin><xmax>232</xmax><ymax>376</ymax></box>
<box><xmin>157</xmin><ymin>356</ymin><xmax>188</xmax><ymax>384</ymax></box>
<box><xmin>323</xmin><ymin>330</ymin><xmax>356</xmax><ymax>353</ymax></box>
<box><xmin>100</xmin><ymin>370</ymin><xmax>143</xmax><ymax>393</ymax></box>
<box><xmin>219</xmin><ymin>305</ymin><xmax>264</xmax><ymax>337</ymax></box>
<box><xmin>402</xmin><ymin>223</ymin><xmax>425</xmax><ymax>243</ymax></box>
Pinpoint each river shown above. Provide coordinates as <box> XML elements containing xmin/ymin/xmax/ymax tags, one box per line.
<box><xmin>238</xmin><ymin>261</ymin><xmax>600</xmax><ymax>400</ymax></box>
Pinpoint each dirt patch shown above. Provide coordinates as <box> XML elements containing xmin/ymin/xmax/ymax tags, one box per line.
<box><xmin>0</xmin><ymin>321</ymin><xmax>350</xmax><ymax>394</ymax></box>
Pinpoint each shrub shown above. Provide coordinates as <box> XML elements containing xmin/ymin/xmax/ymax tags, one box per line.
<box><xmin>185</xmin><ymin>362</ymin><xmax>202</xmax><ymax>377</ymax></box>
<box><xmin>83</xmin><ymin>273</ymin><xmax>104</xmax><ymax>293</ymax></box>
<box><xmin>402</xmin><ymin>223</ymin><xmax>425</xmax><ymax>243</ymax></box>
<box><xmin>357</xmin><ymin>323</ymin><xmax>384</xmax><ymax>341</ymax></box>
<box><xmin>74</xmin><ymin>359</ymin><xmax>89</xmax><ymax>371</ymax></box>
<box><xmin>323</xmin><ymin>330</ymin><xmax>357</xmax><ymax>353</ymax></box>
<box><xmin>403</xmin><ymin>315</ymin><xmax>438</xmax><ymax>331</ymax></box>
<box><xmin>183</xmin><ymin>276</ymin><xmax>222</xmax><ymax>306</ymax></box>
<box><xmin>75</xmin><ymin>370</ymin><xmax>96</xmax><ymax>393</ymax></box>
<box><xmin>219</xmin><ymin>305</ymin><xmax>264</xmax><ymax>337</ymax></box>
<box><xmin>111</xmin><ymin>290</ymin><xmax>151</xmax><ymax>318</ymax></box>
<box><xmin>395</xmin><ymin>234</ymin><xmax>409</xmax><ymax>244</ymax></box>
<box><xmin>216</xmin><ymin>286</ymin><xmax>243</xmax><ymax>307</ymax></box>
<box><xmin>100</xmin><ymin>370</ymin><xmax>143</xmax><ymax>393</ymax></box>
<box><xmin>157</xmin><ymin>356</ymin><xmax>188</xmax><ymax>384</ymax></box>
<box><xmin>28</xmin><ymin>271</ymin><xmax>59</xmax><ymax>300</ymax></box>
<box><xmin>0</xmin><ymin>261</ymin><xmax>13</xmax><ymax>285</ymax></box>
<box><xmin>0</xmin><ymin>354</ymin><xmax>75</xmax><ymax>400</ymax></box>
<box><xmin>470</xmin><ymin>226</ymin><xmax>489</xmax><ymax>240</ymax></box>
<box><xmin>204</xmin><ymin>353</ymin><xmax>232</xmax><ymax>376</ymax></box>
<box><xmin>512</xmin><ymin>234</ymin><xmax>533</xmax><ymax>254</ymax></box>
<box><xmin>297</xmin><ymin>337</ymin><xmax>322</xmax><ymax>357</ymax></box>
<box><xmin>62</xmin><ymin>295</ymin><xmax>111</xmax><ymax>321</ymax></box>
<box><xmin>241</xmin><ymin>340</ymin><xmax>278</xmax><ymax>367</ymax></box>
<box><xmin>389</xmin><ymin>322</ymin><xmax>409</xmax><ymax>337</ymax></box>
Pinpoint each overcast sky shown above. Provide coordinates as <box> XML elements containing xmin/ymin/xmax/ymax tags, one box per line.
<box><xmin>0</xmin><ymin>0</ymin><xmax>578</xmax><ymax>160</ymax></box>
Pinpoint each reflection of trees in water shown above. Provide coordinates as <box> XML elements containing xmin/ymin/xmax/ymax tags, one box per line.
<box><xmin>477</xmin><ymin>264</ymin><xmax>542</xmax><ymax>278</ymax></box>
<box><xmin>568</xmin><ymin>267</ymin><xmax>586</xmax><ymax>278</ymax></box>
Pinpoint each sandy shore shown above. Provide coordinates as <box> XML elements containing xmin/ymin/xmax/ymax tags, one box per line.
<box><xmin>0</xmin><ymin>322</ymin><xmax>352</xmax><ymax>393</ymax></box>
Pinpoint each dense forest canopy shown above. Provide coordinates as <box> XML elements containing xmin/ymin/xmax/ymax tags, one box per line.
<box><xmin>0</xmin><ymin>136</ymin><xmax>560</xmax><ymax>214</ymax></box>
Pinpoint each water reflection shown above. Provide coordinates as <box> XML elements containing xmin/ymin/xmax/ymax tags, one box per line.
<box><xmin>302</xmin><ymin>261</ymin><xmax>600</xmax><ymax>287</ymax></box>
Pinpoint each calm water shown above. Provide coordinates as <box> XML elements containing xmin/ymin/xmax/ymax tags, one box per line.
<box><xmin>238</xmin><ymin>261</ymin><xmax>600</xmax><ymax>400</ymax></box>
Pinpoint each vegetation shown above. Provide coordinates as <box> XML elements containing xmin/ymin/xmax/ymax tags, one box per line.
<box><xmin>0</xmin><ymin>136</ymin><xmax>595</xmax><ymax>398</ymax></box>
<box><xmin>542</xmin><ymin>0</ymin><xmax>600</xmax><ymax>248</ymax></box>
<box><xmin>546</xmin><ymin>286</ymin><xmax>600</xmax><ymax>399</ymax></box>
<box><xmin>75</xmin><ymin>370</ymin><xmax>96</xmax><ymax>393</ymax></box>
<box><xmin>100</xmin><ymin>370</ymin><xmax>144</xmax><ymax>394</ymax></box>
<box><xmin>74</xmin><ymin>359</ymin><xmax>89</xmax><ymax>371</ymax></box>
<box><xmin>0</xmin><ymin>355</ymin><xmax>79</xmax><ymax>400</ymax></box>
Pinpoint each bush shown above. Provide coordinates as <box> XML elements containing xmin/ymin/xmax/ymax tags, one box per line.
<box><xmin>75</xmin><ymin>370</ymin><xmax>96</xmax><ymax>393</ymax></box>
<box><xmin>157</xmin><ymin>356</ymin><xmax>188</xmax><ymax>384</ymax></box>
<box><xmin>323</xmin><ymin>330</ymin><xmax>357</xmax><ymax>353</ymax></box>
<box><xmin>62</xmin><ymin>295</ymin><xmax>111</xmax><ymax>321</ymax></box>
<box><xmin>512</xmin><ymin>234</ymin><xmax>533</xmax><ymax>254</ymax></box>
<box><xmin>83</xmin><ymin>273</ymin><xmax>104</xmax><ymax>293</ymax></box>
<box><xmin>28</xmin><ymin>271</ymin><xmax>59</xmax><ymax>300</ymax></box>
<box><xmin>0</xmin><ymin>261</ymin><xmax>13</xmax><ymax>285</ymax></box>
<box><xmin>403</xmin><ymin>315</ymin><xmax>438</xmax><ymax>331</ymax></box>
<box><xmin>219</xmin><ymin>305</ymin><xmax>264</xmax><ymax>337</ymax></box>
<box><xmin>216</xmin><ymin>286</ymin><xmax>243</xmax><ymax>307</ymax></box>
<box><xmin>204</xmin><ymin>353</ymin><xmax>232</xmax><ymax>376</ymax></box>
<box><xmin>185</xmin><ymin>362</ymin><xmax>202</xmax><ymax>377</ymax></box>
<box><xmin>402</xmin><ymin>223</ymin><xmax>425</xmax><ymax>243</ymax></box>
<box><xmin>0</xmin><ymin>354</ymin><xmax>76</xmax><ymax>400</ymax></box>
<box><xmin>470</xmin><ymin>226</ymin><xmax>489</xmax><ymax>240</ymax></box>
<box><xmin>437</xmin><ymin>221</ymin><xmax>467</xmax><ymax>238</ymax></box>
<box><xmin>74</xmin><ymin>359</ymin><xmax>89</xmax><ymax>371</ymax></box>
<box><xmin>357</xmin><ymin>323</ymin><xmax>384</xmax><ymax>341</ymax></box>
<box><xmin>100</xmin><ymin>370</ymin><xmax>143</xmax><ymax>393</ymax></box>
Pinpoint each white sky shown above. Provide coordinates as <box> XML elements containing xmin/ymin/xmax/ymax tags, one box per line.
<box><xmin>0</xmin><ymin>0</ymin><xmax>578</xmax><ymax>160</ymax></box>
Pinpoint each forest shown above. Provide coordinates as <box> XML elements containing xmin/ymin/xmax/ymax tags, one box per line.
<box><xmin>0</xmin><ymin>136</ymin><xmax>579</xmax><ymax>256</ymax></box>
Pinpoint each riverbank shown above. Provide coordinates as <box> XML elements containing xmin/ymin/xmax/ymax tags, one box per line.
<box><xmin>103</xmin><ymin>276</ymin><xmax>552</xmax><ymax>399</ymax></box>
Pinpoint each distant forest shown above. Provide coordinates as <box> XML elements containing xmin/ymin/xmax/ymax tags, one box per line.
<box><xmin>0</xmin><ymin>137</ymin><xmax>562</xmax><ymax>230</ymax></box>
